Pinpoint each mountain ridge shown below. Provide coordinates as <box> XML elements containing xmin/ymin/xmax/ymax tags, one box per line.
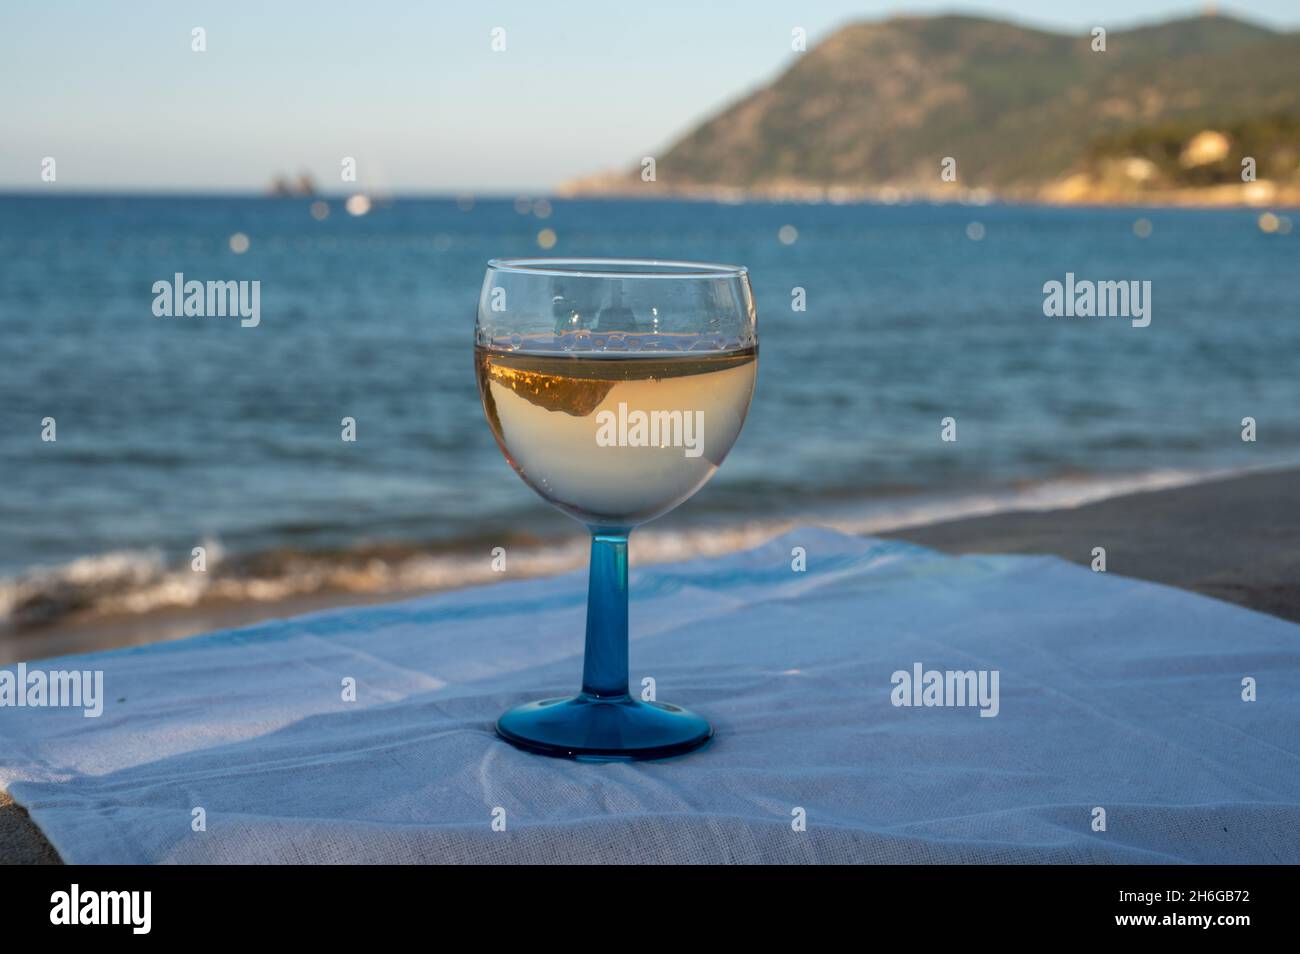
<box><xmin>560</xmin><ymin>13</ymin><xmax>1300</xmax><ymax>205</ymax></box>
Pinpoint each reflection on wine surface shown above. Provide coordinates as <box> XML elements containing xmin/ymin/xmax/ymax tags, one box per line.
<box><xmin>476</xmin><ymin>336</ymin><xmax>757</xmax><ymax>528</ymax></box>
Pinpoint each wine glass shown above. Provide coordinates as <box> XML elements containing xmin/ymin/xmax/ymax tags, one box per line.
<box><xmin>475</xmin><ymin>258</ymin><xmax>758</xmax><ymax>760</ymax></box>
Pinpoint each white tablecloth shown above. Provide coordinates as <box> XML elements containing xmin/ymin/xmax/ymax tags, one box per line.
<box><xmin>3</xmin><ymin>529</ymin><xmax>1298</xmax><ymax>863</ymax></box>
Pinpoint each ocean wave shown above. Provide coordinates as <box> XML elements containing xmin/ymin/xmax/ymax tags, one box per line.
<box><xmin>0</xmin><ymin>463</ymin><xmax>1276</xmax><ymax>635</ymax></box>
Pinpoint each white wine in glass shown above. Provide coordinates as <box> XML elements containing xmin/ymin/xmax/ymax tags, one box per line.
<box><xmin>476</xmin><ymin>343</ymin><xmax>756</xmax><ymax>527</ymax></box>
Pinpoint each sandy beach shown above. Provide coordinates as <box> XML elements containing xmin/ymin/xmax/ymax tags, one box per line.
<box><xmin>883</xmin><ymin>466</ymin><xmax>1300</xmax><ymax>624</ymax></box>
<box><xmin>3</xmin><ymin>465</ymin><xmax>1297</xmax><ymax>864</ymax></box>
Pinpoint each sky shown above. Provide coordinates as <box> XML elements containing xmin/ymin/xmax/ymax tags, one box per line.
<box><xmin>2</xmin><ymin>1</ymin><xmax>1297</xmax><ymax>193</ymax></box>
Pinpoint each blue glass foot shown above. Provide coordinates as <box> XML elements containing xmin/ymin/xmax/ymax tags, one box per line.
<box><xmin>496</xmin><ymin>694</ymin><xmax>713</xmax><ymax>761</ymax></box>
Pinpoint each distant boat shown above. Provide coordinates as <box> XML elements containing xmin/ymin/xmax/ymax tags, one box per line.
<box><xmin>268</xmin><ymin>171</ymin><xmax>318</xmax><ymax>198</ymax></box>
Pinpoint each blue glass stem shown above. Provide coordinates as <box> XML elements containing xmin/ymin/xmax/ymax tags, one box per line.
<box><xmin>496</xmin><ymin>526</ymin><xmax>711</xmax><ymax>759</ymax></box>
<box><xmin>581</xmin><ymin>531</ymin><xmax>630</xmax><ymax>699</ymax></box>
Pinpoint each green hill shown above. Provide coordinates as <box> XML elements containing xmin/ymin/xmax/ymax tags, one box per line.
<box><xmin>562</xmin><ymin>13</ymin><xmax>1300</xmax><ymax>204</ymax></box>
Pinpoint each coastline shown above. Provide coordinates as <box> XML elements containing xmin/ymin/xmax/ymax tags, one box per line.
<box><xmin>3</xmin><ymin>462</ymin><xmax>1295</xmax><ymax>664</ymax></box>
<box><xmin>553</xmin><ymin>179</ymin><xmax>1300</xmax><ymax>209</ymax></box>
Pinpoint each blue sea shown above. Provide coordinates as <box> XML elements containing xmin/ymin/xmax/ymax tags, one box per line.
<box><xmin>1</xmin><ymin>194</ymin><xmax>1297</xmax><ymax>632</ymax></box>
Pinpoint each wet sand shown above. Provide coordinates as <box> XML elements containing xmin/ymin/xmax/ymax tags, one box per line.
<box><xmin>882</xmin><ymin>466</ymin><xmax>1300</xmax><ymax>625</ymax></box>
<box><xmin>4</xmin><ymin>466</ymin><xmax>1297</xmax><ymax>863</ymax></box>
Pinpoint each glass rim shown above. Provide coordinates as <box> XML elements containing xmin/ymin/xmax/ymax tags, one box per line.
<box><xmin>486</xmin><ymin>257</ymin><xmax>748</xmax><ymax>279</ymax></box>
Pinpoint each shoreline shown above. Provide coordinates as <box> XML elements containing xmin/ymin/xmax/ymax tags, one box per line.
<box><xmin>3</xmin><ymin>461</ymin><xmax>1295</xmax><ymax>664</ymax></box>
<box><xmin>553</xmin><ymin>180</ymin><xmax>1300</xmax><ymax>210</ymax></box>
